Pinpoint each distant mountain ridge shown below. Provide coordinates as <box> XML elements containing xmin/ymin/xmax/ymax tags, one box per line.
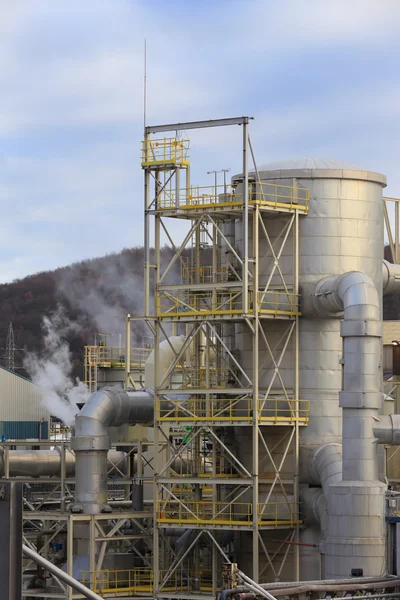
<box><xmin>0</xmin><ymin>245</ymin><xmax>398</xmax><ymax>381</ymax></box>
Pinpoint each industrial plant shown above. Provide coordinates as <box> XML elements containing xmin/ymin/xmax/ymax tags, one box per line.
<box><xmin>5</xmin><ymin>116</ymin><xmax>400</xmax><ymax>600</ymax></box>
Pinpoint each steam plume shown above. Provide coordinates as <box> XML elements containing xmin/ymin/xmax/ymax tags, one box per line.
<box><xmin>24</xmin><ymin>307</ymin><xmax>88</xmax><ymax>425</ymax></box>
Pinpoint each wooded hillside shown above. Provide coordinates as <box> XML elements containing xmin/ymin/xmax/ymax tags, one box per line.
<box><xmin>0</xmin><ymin>245</ymin><xmax>397</xmax><ymax>381</ymax></box>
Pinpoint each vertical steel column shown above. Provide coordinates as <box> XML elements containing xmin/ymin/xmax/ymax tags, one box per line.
<box><xmin>153</xmin><ymin>322</ymin><xmax>160</xmax><ymax>597</ymax></box>
<box><xmin>242</xmin><ymin>120</ymin><xmax>249</xmax><ymax>313</ymax></box>
<box><xmin>252</xmin><ymin>204</ymin><xmax>259</xmax><ymax>580</ymax></box>
<box><xmin>293</xmin><ymin>209</ymin><xmax>300</xmax><ymax>580</ymax></box>
<box><xmin>67</xmin><ymin>515</ymin><xmax>74</xmax><ymax>600</ymax></box>
<box><xmin>144</xmin><ymin>133</ymin><xmax>151</xmax><ymax>317</ymax></box>
<box><xmin>175</xmin><ymin>167</ymin><xmax>180</xmax><ymax>209</ymax></box>
<box><xmin>60</xmin><ymin>443</ymin><xmax>66</xmax><ymax>512</ymax></box>
<box><xmin>153</xmin><ymin>208</ymin><xmax>161</xmax><ymax>597</ymax></box>
<box><xmin>89</xmin><ymin>516</ymin><xmax>95</xmax><ymax>588</ymax></box>
<box><xmin>396</xmin><ymin>201</ymin><xmax>399</xmax><ymax>263</ymax></box>
<box><xmin>124</xmin><ymin>314</ymin><xmax>131</xmax><ymax>389</ymax></box>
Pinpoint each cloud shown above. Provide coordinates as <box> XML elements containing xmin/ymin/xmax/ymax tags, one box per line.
<box><xmin>0</xmin><ymin>0</ymin><xmax>399</xmax><ymax>281</ymax></box>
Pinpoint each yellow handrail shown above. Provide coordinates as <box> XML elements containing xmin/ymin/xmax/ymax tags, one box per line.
<box><xmin>156</xmin><ymin>182</ymin><xmax>309</xmax><ymax>212</ymax></box>
<box><xmin>141</xmin><ymin>138</ymin><xmax>190</xmax><ymax>167</ymax></box>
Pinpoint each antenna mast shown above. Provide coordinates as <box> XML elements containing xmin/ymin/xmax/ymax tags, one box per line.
<box><xmin>143</xmin><ymin>38</ymin><xmax>147</xmax><ymax>133</ymax></box>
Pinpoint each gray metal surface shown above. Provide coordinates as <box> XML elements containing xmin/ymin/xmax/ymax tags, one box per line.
<box><xmin>382</xmin><ymin>260</ymin><xmax>400</xmax><ymax>295</ymax></box>
<box><xmin>0</xmin><ymin>481</ymin><xmax>22</xmax><ymax>600</ymax></box>
<box><xmin>247</xmin><ymin>157</ymin><xmax>387</xmax><ymax>186</ymax></box>
<box><xmin>234</xmin><ymin>158</ymin><xmax>387</xmax><ymax>579</ymax></box>
<box><xmin>0</xmin><ymin>366</ymin><xmax>50</xmax><ymax>425</ymax></box>
<box><xmin>0</xmin><ymin>448</ymin><xmax>126</xmax><ymax>478</ymax></box>
<box><xmin>22</xmin><ymin>543</ymin><xmax>104</xmax><ymax>600</ymax></box>
<box><xmin>72</xmin><ymin>387</ymin><xmax>154</xmax><ymax>514</ymax></box>
<box><xmin>310</xmin><ymin>271</ymin><xmax>386</xmax><ymax>578</ymax></box>
<box><xmin>146</xmin><ymin>116</ymin><xmax>251</xmax><ymax>134</ymax></box>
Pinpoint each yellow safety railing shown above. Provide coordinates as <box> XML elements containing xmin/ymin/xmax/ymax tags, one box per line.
<box><xmin>157</xmin><ymin>500</ymin><xmax>252</xmax><ymax>525</ymax></box>
<box><xmin>157</xmin><ymin>182</ymin><xmax>309</xmax><ymax>213</ymax></box>
<box><xmin>183</xmin><ymin>367</ymin><xmax>230</xmax><ymax>389</ymax></box>
<box><xmin>50</xmin><ymin>423</ymin><xmax>72</xmax><ymax>440</ymax></box>
<box><xmin>141</xmin><ymin>138</ymin><xmax>190</xmax><ymax>167</ymax></box>
<box><xmin>158</xmin><ymin>397</ymin><xmax>309</xmax><ymax>424</ymax></box>
<box><xmin>257</xmin><ymin>502</ymin><xmax>301</xmax><ymax>526</ymax></box>
<box><xmin>80</xmin><ymin>568</ymin><xmax>213</xmax><ymax>594</ymax></box>
<box><xmin>84</xmin><ymin>345</ymin><xmax>151</xmax><ymax>368</ymax></box>
<box><xmin>258</xmin><ymin>398</ymin><xmax>310</xmax><ymax>424</ymax></box>
<box><xmin>181</xmin><ymin>264</ymin><xmax>229</xmax><ymax>285</ymax></box>
<box><xmin>157</xmin><ymin>290</ymin><xmax>242</xmax><ymax>317</ymax></box>
<box><xmin>257</xmin><ymin>291</ymin><xmax>300</xmax><ymax>316</ymax></box>
<box><xmin>252</xmin><ymin>181</ymin><xmax>309</xmax><ymax>211</ymax></box>
<box><xmin>157</xmin><ymin>397</ymin><xmax>252</xmax><ymax>422</ymax></box>
<box><xmin>155</xmin><ymin>501</ymin><xmax>301</xmax><ymax>526</ymax></box>
<box><xmin>157</xmin><ymin>290</ymin><xmax>300</xmax><ymax>318</ymax></box>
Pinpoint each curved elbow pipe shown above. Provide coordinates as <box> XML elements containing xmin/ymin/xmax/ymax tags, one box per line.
<box><xmin>71</xmin><ymin>386</ymin><xmax>154</xmax><ymax>514</ymax></box>
<box><xmin>301</xmin><ymin>444</ymin><xmax>342</xmax><ymax>538</ymax></box>
<box><xmin>312</xmin><ymin>271</ymin><xmax>382</xmax><ymax>482</ymax></box>
<box><xmin>383</xmin><ymin>260</ymin><xmax>400</xmax><ymax>295</ymax></box>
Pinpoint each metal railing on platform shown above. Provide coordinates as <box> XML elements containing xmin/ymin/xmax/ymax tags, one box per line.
<box><xmin>158</xmin><ymin>397</ymin><xmax>309</xmax><ymax>424</ymax></box>
<box><xmin>156</xmin><ymin>181</ymin><xmax>309</xmax><ymax>213</ymax></box>
<box><xmin>157</xmin><ymin>290</ymin><xmax>300</xmax><ymax>318</ymax></box>
<box><xmin>80</xmin><ymin>568</ymin><xmax>213</xmax><ymax>594</ymax></box>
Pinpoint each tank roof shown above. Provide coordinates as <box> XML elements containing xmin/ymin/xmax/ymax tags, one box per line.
<box><xmin>247</xmin><ymin>157</ymin><xmax>387</xmax><ymax>186</ymax></box>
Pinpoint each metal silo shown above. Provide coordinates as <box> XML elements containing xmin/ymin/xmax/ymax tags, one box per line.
<box><xmin>233</xmin><ymin>158</ymin><xmax>387</xmax><ymax>579</ymax></box>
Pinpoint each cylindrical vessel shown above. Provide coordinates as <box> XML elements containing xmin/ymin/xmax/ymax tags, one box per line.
<box><xmin>253</xmin><ymin>158</ymin><xmax>386</xmax><ymax>453</ymax></box>
<box><xmin>233</xmin><ymin>158</ymin><xmax>386</xmax><ymax>580</ymax></box>
<box><xmin>0</xmin><ymin>449</ymin><xmax>126</xmax><ymax>478</ymax></box>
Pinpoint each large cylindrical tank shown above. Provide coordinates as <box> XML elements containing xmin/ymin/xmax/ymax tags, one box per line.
<box><xmin>254</xmin><ymin>158</ymin><xmax>386</xmax><ymax>452</ymax></box>
<box><xmin>232</xmin><ymin>158</ymin><xmax>386</xmax><ymax>580</ymax></box>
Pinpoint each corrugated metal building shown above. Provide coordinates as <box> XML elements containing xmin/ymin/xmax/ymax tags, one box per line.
<box><xmin>0</xmin><ymin>367</ymin><xmax>50</xmax><ymax>440</ymax></box>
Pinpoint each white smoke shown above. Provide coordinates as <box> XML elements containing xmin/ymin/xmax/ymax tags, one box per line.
<box><xmin>24</xmin><ymin>307</ymin><xmax>89</xmax><ymax>425</ymax></box>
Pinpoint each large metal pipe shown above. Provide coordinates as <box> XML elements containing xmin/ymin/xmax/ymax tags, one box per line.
<box><xmin>374</xmin><ymin>414</ymin><xmax>400</xmax><ymax>444</ymax></box>
<box><xmin>312</xmin><ymin>271</ymin><xmax>382</xmax><ymax>481</ymax></box>
<box><xmin>303</xmin><ymin>444</ymin><xmax>342</xmax><ymax>538</ymax></box>
<box><xmin>0</xmin><ymin>449</ymin><xmax>126</xmax><ymax>478</ymax></box>
<box><xmin>23</xmin><ymin>544</ymin><xmax>104</xmax><ymax>600</ymax></box>
<box><xmin>71</xmin><ymin>387</ymin><xmax>154</xmax><ymax>514</ymax></box>
<box><xmin>382</xmin><ymin>260</ymin><xmax>400</xmax><ymax>295</ymax></box>
<box><xmin>311</xmin><ymin>271</ymin><xmax>386</xmax><ymax>578</ymax></box>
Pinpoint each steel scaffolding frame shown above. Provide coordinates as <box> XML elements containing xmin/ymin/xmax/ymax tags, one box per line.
<box><xmin>142</xmin><ymin>117</ymin><xmax>308</xmax><ymax>595</ymax></box>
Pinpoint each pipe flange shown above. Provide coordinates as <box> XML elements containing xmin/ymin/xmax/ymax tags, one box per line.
<box><xmin>70</xmin><ymin>435</ymin><xmax>110</xmax><ymax>452</ymax></box>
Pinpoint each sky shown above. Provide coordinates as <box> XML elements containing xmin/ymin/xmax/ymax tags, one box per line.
<box><xmin>0</xmin><ymin>0</ymin><xmax>400</xmax><ymax>282</ymax></box>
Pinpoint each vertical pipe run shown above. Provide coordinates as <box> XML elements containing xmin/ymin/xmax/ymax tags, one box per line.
<box><xmin>252</xmin><ymin>205</ymin><xmax>260</xmax><ymax>580</ymax></box>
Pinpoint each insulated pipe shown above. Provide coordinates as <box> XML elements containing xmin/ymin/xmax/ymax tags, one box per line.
<box><xmin>312</xmin><ymin>271</ymin><xmax>382</xmax><ymax>481</ymax></box>
<box><xmin>71</xmin><ymin>387</ymin><xmax>154</xmax><ymax>514</ymax></box>
<box><xmin>23</xmin><ymin>544</ymin><xmax>104</xmax><ymax>600</ymax></box>
<box><xmin>302</xmin><ymin>444</ymin><xmax>342</xmax><ymax>538</ymax></box>
<box><xmin>374</xmin><ymin>414</ymin><xmax>400</xmax><ymax>445</ymax></box>
<box><xmin>311</xmin><ymin>271</ymin><xmax>386</xmax><ymax>578</ymax></box>
<box><xmin>382</xmin><ymin>260</ymin><xmax>400</xmax><ymax>295</ymax></box>
<box><xmin>0</xmin><ymin>449</ymin><xmax>126</xmax><ymax>478</ymax></box>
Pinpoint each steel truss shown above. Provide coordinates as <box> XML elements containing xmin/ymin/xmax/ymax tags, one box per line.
<box><xmin>142</xmin><ymin>117</ymin><xmax>308</xmax><ymax>597</ymax></box>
